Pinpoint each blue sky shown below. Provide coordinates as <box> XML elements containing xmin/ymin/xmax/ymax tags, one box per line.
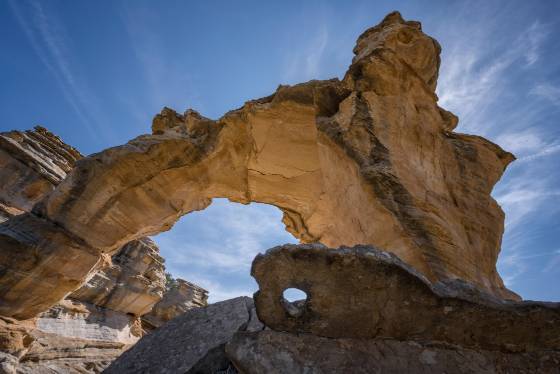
<box><xmin>1</xmin><ymin>0</ymin><xmax>558</xmax><ymax>302</ymax></box>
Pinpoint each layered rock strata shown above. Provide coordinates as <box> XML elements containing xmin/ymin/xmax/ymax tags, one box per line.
<box><xmin>0</xmin><ymin>126</ymin><xmax>81</xmax><ymax>211</ymax></box>
<box><xmin>105</xmin><ymin>297</ymin><xmax>261</xmax><ymax>374</ymax></box>
<box><xmin>1</xmin><ymin>10</ymin><xmax>519</xmax><ymax>320</ymax></box>
<box><xmin>143</xmin><ymin>279</ymin><xmax>209</xmax><ymax>328</ymax></box>
<box><xmin>70</xmin><ymin>238</ymin><xmax>166</xmax><ymax>317</ymax></box>
<box><xmin>0</xmin><ymin>127</ymin><xmax>208</xmax><ymax>372</ymax></box>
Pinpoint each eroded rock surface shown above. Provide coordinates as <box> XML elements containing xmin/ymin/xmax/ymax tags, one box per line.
<box><xmin>0</xmin><ymin>126</ymin><xmax>82</xmax><ymax>212</ymax></box>
<box><xmin>70</xmin><ymin>238</ymin><xmax>166</xmax><ymax>317</ymax></box>
<box><xmin>226</xmin><ymin>330</ymin><xmax>560</xmax><ymax>374</ymax></box>
<box><xmin>143</xmin><ymin>279</ymin><xmax>209</xmax><ymax>328</ymax></box>
<box><xmin>105</xmin><ymin>297</ymin><xmax>262</xmax><ymax>374</ymax></box>
<box><xmin>0</xmin><ymin>126</ymin><xmax>208</xmax><ymax>372</ymax></box>
<box><xmin>0</xmin><ymin>10</ymin><xmax>519</xmax><ymax>319</ymax></box>
<box><xmin>252</xmin><ymin>244</ymin><xmax>560</xmax><ymax>352</ymax></box>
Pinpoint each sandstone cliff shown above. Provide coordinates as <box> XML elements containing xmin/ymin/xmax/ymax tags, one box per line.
<box><xmin>143</xmin><ymin>279</ymin><xmax>209</xmax><ymax>329</ymax></box>
<box><xmin>0</xmin><ymin>126</ymin><xmax>81</xmax><ymax>212</ymax></box>
<box><xmin>0</xmin><ymin>127</ymin><xmax>208</xmax><ymax>372</ymax></box>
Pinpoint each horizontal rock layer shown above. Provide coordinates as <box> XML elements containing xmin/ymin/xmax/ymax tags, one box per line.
<box><xmin>0</xmin><ymin>126</ymin><xmax>82</xmax><ymax>211</ymax></box>
<box><xmin>226</xmin><ymin>330</ymin><xmax>560</xmax><ymax>374</ymax></box>
<box><xmin>143</xmin><ymin>278</ymin><xmax>209</xmax><ymax>328</ymax></box>
<box><xmin>70</xmin><ymin>238</ymin><xmax>166</xmax><ymax>317</ymax></box>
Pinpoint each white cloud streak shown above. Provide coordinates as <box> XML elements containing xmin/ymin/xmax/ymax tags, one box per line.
<box><xmin>530</xmin><ymin>83</ymin><xmax>560</xmax><ymax>107</ymax></box>
<box><xmin>437</xmin><ymin>20</ymin><xmax>550</xmax><ymax>135</ymax></box>
<box><xmin>8</xmin><ymin>0</ymin><xmax>102</xmax><ymax>139</ymax></box>
<box><xmin>153</xmin><ymin>199</ymin><xmax>297</xmax><ymax>302</ymax></box>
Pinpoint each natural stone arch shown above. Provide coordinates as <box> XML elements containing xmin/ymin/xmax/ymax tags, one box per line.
<box><xmin>0</xmin><ymin>12</ymin><xmax>517</xmax><ymax>319</ymax></box>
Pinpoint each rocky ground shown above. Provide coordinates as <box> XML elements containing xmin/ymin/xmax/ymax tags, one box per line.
<box><xmin>106</xmin><ymin>246</ymin><xmax>560</xmax><ymax>373</ymax></box>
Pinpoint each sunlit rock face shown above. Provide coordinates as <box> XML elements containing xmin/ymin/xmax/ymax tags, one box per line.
<box><xmin>1</xmin><ymin>9</ymin><xmax>516</xmax><ymax>320</ymax></box>
<box><xmin>0</xmin><ymin>126</ymin><xmax>82</xmax><ymax>212</ymax></box>
<box><xmin>0</xmin><ymin>125</ymin><xmax>208</xmax><ymax>372</ymax></box>
<box><xmin>70</xmin><ymin>238</ymin><xmax>167</xmax><ymax>317</ymax></box>
<box><xmin>143</xmin><ymin>279</ymin><xmax>209</xmax><ymax>329</ymax></box>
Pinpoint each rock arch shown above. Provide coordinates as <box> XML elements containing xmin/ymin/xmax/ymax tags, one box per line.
<box><xmin>0</xmin><ymin>12</ymin><xmax>517</xmax><ymax>319</ymax></box>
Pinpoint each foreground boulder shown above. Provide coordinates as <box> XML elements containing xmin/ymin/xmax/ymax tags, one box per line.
<box><xmin>252</xmin><ymin>244</ymin><xmax>560</xmax><ymax>352</ymax></box>
<box><xmin>226</xmin><ymin>331</ymin><xmax>560</xmax><ymax>374</ymax></box>
<box><xmin>105</xmin><ymin>297</ymin><xmax>262</xmax><ymax>373</ymax></box>
<box><xmin>1</xmin><ymin>9</ymin><xmax>518</xmax><ymax>320</ymax></box>
<box><xmin>106</xmin><ymin>244</ymin><xmax>560</xmax><ymax>373</ymax></box>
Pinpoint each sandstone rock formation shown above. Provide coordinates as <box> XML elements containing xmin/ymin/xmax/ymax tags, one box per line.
<box><xmin>108</xmin><ymin>244</ymin><xmax>560</xmax><ymax>373</ymax></box>
<box><xmin>0</xmin><ymin>126</ymin><xmax>81</xmax><ymax>211</ymax></box>
<box><xmin>105</xmin><ymin>297</ymin><xmax>262</xmax><ymax>374</ymax></box>
<box><xmin>143</xmin><ymin>279</ymin><xmax>209</xmax><ymax>328</ymax></box>
<box><xmin>70</xmin><ymin>238</ymin><xmax>166</xmax><ymax>317</ymax></box>
<box><xmin>227</xmin><ymin>330</ymin><xmax>560</xmax><ymax>374</ymax></box>
<box><xmin>1</xmin><ymin>10</ymin><xmax>519</xmax><ymax>321</ymax></box>
<box><xmin>0</xmin><ymin>126</ymin><xmax>208</xmax><ymax>372</ymax></box>
<box><xmin>252</xmin><ymin>244</ymin><xmax>560</xmax><ymax>352</ymax></box>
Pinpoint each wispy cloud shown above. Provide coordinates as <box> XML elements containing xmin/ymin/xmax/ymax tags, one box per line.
<box><xmin>437</xmin><ymin>19</ymin><xmax>550</xmax><ymax>135</ymax></box>
<box><xmin>119</xmin><ymin>4</ymin><xmax>203</xmax><ymax>117</ymax></box>
<box><xmin>281</xmin><ymin>4</ymin><xmax>331</xmax><ymax>84</ymax></box>
<box><xmin>153</xmin><ymin>199</ymin><xmax>297</xmax><ymax>302</ymax></box>
<box><xmin>530</xmin><ymin>83</ymin><xmax>560</xmax><ymax>107</ymax></box>
<box><xmin>495</xmin><ymin>129</ymin><xmax>560</xmax><ymax>161</ymax></box>
<box><xmin>435</xmin><ymin>6</ymin><xmax>559</xmax><ymax>295</ymax></box>
<box><xmin>8</xmin><ymin>0</ymin><xmax>104</xmax><ymax>140</ymax></box>
<box><xmin>283</xmin><ymin>23</ymin><xmax>329</xmax><ymax>83</ymax></box>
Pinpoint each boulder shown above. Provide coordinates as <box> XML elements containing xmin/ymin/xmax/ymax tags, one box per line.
<box><xmin>226</xmin><ymin>330</ymin><xmax>560</xmax><ymax>374</ymax></box>
<box><xmin>105</xmin><ymin>297</ymin><xmax>262</xmax><ymax>374</ymax></box>
<box><xmin>252</xmin><ymin>244</ymin><xmax>560</xmax><ymax>352</ymax></box>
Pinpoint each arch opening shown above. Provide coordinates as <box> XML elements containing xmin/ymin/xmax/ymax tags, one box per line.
<box><xmin>151</xmin><ymin>198</ymin><xmax>298</xmax><ymax>303</ymax></box>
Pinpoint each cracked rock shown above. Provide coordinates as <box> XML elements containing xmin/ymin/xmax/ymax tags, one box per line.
<box><xmin>252</xmin><ymin>244</ymin><xmax>560</xmax><ymax>352</ymax></box>
<box><xmin>104</xmin><ymin>297</ymin><xmax>262</xmax><ymax>374</ymax></box>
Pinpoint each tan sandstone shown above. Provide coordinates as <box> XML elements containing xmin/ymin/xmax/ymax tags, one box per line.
<box><xmin>1</xmin><ymin>11</ymin><xmax>516</xmax><ymax>320</ymax></box>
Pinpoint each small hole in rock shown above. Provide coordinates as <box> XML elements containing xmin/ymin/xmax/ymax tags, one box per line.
<box><xmin>281</xmin><ymin>288</ymin><xmax>308</xmax><ymax>318</ymax></box>
<box><xmin>283</xmin><ymin>288</ymin><xmax>308</xmax><ymax>302</ymax></box>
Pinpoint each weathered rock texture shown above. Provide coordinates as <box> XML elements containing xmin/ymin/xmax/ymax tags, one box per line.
<box><xmin>70</xmin><ymin>238</ymin><xmax>166</xmax><ymax>317</ymax></box>
<box><xmin>0</xmin><ymin>10</ymin><xmax>518</xmax><ymax>320</ymax></box>
<box><xmin>105</xmin><ymin>297</ymin><xmax>262</xmax><ymax>374</ymax></box>
<box><xmin>0</xmin><ymin>305</ymin><xmax>129</xmax><ymax>374</ymax></box>
<box><xmin>252</xmin><ymin>244</ymin><xmax>560</xmax><ymax>352</ymax></box>
<box><xmin>143</xmin><ymin>279</ymin><xmax>209</xmax><ymax>328</ymax></box>
<box><xmin>0</xmin><ymin>126</ymin><xmax>208</xmax><ymax>372</ymax></box>
<box><xmin>227</xmin><ymin>330</ymin><xmax>560</xmax><ymax>374</ymax></box>
<box><xmin>0</xmin><ymin>126</ymin><xmax>82</xmax><ymax>212</ymax></box>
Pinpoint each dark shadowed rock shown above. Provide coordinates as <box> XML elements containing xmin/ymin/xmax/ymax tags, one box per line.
<box><xmin>226</xmin><ymin>330</ymin><xmax>560</xmax><ymax>374</ymax></box>
<box><xmin>104</xmin><ymin>297</ymin><xmax>263</xmax><ymax>374</ymax></box>
<box><xmin>252</xmin><ymin>244</ymin><xmax>560</xmax><ymax>352</ymax></box>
